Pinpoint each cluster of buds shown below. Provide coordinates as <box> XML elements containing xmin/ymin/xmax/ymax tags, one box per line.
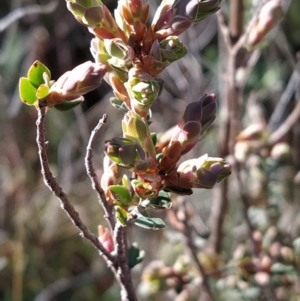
<box><xmin>67</xmin><ymin>0</ymin><xmax>222</xmax><ymax>114</ymax></box>
<box><xmin>138</xmin><ymin>261</ymin><xmax>190</xmax><ymax>297</ymax></box>
<box><xmin>103</xmin><ymin>93</ymin><xmax>231</xmax><ymax>227</ymax></box>
<box><xmin>216</xmin><ymin>228</ymin><xmax>300</xmax><ymax>291</ymax></box>
<box><xmin>19</xmin><ymin>0</ymin><xmax>230</xmax><ymax>229</ymax></box>
<box><xmin>63</xmin><ymin>0</ymin><xmax>229</xmax><ymax>228</ymax></box>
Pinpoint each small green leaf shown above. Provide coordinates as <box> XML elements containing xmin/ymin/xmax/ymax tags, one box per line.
<box><xmin>19</xmin><ymin>77</ymin><xmax>37</xmax><ymax>105</ymax></box>
<box><xmin>135</xmin><ymin>216</ymin><xmax>165</xmax><ymax>230</ymax></box>
<box><xmin>36</xmin><ymin>84</ymin><xmax>49</xmax><ymax>99</ymax></box>
<box><xmin>150</xmin><ymin>132</ymin><xmax>157</xmax><ymax>146</ymax></box>
<box><xmin>122</xmin><ymin>174</ymin><xmax>131</xmax><ymax>191</ymax></box>
<box><xmin>27</xmin><ymin>60</ymin><xmax>51</xmax><ymax>88</ymax></box>
<box><xmin>128</xmin><ymin>243</ymin><xmax>145</xmax><ymax>269</ymax></box>
<box><xmin>147</xmin><ymin>190</ymin><xmax>172</xmax><ymax>210</ymax></box>
<box><xmin>156</xmin><ymin>153</ymin><xmax>163</xmax><ymax>162</ymax></box>
<box><xmin>116</xmin><ymin>206</ymin><xmax>128</xmax><ymax>226</ymax></box>
<box><xmin>109</xmin><ymin>185</ymin><xmax>132</xmax><ymax>205</ymax></box>
<box><xmin>270</xmin><ymin>263</ymin><xmax>296</xmax><ymax>274</ymax></box>
<box><xmin>54</xmin><ymin>98</ymin><xmax>84</xmax><ymax>111</ymax></box>
<box><xmin>110</xmin><ymin>97</ymin><xmax>129</xmax><ymax>112</ymax></box>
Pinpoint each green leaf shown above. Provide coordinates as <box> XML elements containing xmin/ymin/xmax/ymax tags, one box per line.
<box><xmin>270</xmin><ymin>263</ymin><xmax>296</xmax><ymax>274</ymax></box>
<box><xmin>147</xmin><ymin>190</ymin><xmax>172</xmax><ymax>210</ymax></box>
<box><xmin>27</xmin><ymin>60</ymin><xmax>51</xmax><ymax>88</ymax></box>
<box><xmin>54</xmin><ymin>98</ymin><xmax>84</xmax><ymax>111</ymax></box>
<box><xmin>110</xmin><ymin>97</ymin><xmax>129</xmax><ymax>112</ymax></box>
<box><xmin>36</xmin><ymin>84</ymin><xmax>49</xmax><ymax>99</ymax></box>
<box><xmin>293</xmin><ymin>237</ymin><xmax>300</xmax><ymax>254</ymax></box>
<box><xmin>109</xmin><ymin>185</ymin><xmax>132</xmax><ymax>206</ymax></box>
<box><xmin>135</xmin><ymin>215</ymin><xmax>165</xmax><ymax>230</ymax></box>
<box><xmin>150</xmin><ymin>132</ymin><xmax>157</xmax><ymax>146</ymax></box>
<box><xmin>19</xmin><ymin>77</ymin><xmax>37</xmax><ymax>105</ymax></box>
<box><xmin>128</xmin><ymin>243</ymin><xmax>145</xmax><ymax>269</ymax></box>
<box><xmin>116</xmin><ymin>206</ymin><xmax>128</xmax><ymax>226</ymax></box>
<box><xmin>241</xmin><ymin>287</ymin><xmax>261</xmax><ymax>299</ymax></box>
<box><xmin>122</xmin><ymin>174</ymin><xmax>131</xmax><ymax>191</ymax></box>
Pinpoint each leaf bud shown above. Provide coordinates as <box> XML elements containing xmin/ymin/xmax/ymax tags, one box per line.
<box><xmin>177</xmin><ymin>154</ymin><xmax>231</xmax><ymax>189</ymax></box>
<box><xmin>46</xmin><ymin>61</ymin><xmax>106</xmax><ymax>105</ymax></box>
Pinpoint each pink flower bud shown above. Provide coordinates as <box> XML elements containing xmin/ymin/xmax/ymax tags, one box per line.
<box><xmin>98</xmin><ymin>225</ymin><xmax>114</xmax><ymax>253</ymax></box>
<box><xmin>46</xmin><ymin>61</ymin><xmax>106</xmax><ymax>105</ymax></box>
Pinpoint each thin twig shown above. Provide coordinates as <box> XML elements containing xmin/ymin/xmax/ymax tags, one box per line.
<box><xmin>216</xmin><ymin>10</ymin><xmax>232</xmax><ymax>52</ymax></box>
<box><xmin>36</xmin><ymin>101</ymin><xmax>114</xmax><ymax>264</ymax></box>
<box><xmin>209</xmin><ymin>2</ymin><xmax>243</xmax><ymax>253</ymax></box>
<box><xmin>177</xmin><ymin>200</ymin><xmax>214</xmax><ymax>301</ymax></box>
<box><xmin>37</xmin><ymin>104</ymin><xmax>139</xmax><ymax>300</ymax></box>
<box><xmin>0</xmin><ymin>1</ymin><xmax>58</xmax><ymax>32</ymax></box>
<box><xmin>210</xmin><ymin>0</ymin><xmax>275</xmax><ymax>254</ymax></box>
<box><xmin>267</xmin><ymin>99</ymin><xmax>300</xmax><ymax>146</ymax></box>
<box><xmin>268</xmin><ymin>62</ymin><xmax>300</xmax><ymax>132</ymax></box>
<box><xmin>114</xmin><ymin>223</ymin><xmax>138</xmax><ymax>301</ymax></box>
<box><xmin>85</xmin><ymin>115</ymin><xmax>116</xmax><ymax>230</ymax></box>
<box><xmin>229</xmin><ymin>0</ymin><xmax>244</xmax><ymax>41</ymax></box>
<box><xmin>234</xmin><ymin>160</ymin><xmax>260</xmax><ymax>256</ymax></box>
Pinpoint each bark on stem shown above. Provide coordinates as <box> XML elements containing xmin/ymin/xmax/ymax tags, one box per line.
<box><xmin>209</xmin><ymin>1</ymin><xmax>244</xmax><ymax>253</ymax></box>
<box><xmin>36</xmin><ymin>101</ymin><xmax>114</xmax><ymax>264</ymax></box>
<box><xmin>85</xmin><ymin>114</ymin><xmax>116</xmax><ymax>230</ymax></box>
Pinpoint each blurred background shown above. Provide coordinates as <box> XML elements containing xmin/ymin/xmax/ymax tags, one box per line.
<box><xmin>1</xmin><ymin>0</ymin><xmax>300</xmax><ymax>300</ymax></box>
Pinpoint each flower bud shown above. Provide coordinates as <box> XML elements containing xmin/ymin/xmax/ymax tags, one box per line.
<box><xmin>105</xmin><ymin>39</ymin><xmax>134</xmax><ymax>70</ymax></box>
<box><xmin>158</xmin><ymin>141</ymin><xmax>182</xmax><ymax>173</ymax></box>
<box><xmin>114</xmin><ymin>0</ymin><xmax>149</xmax><ymax>40</ymax></box>
<box><xmin>105</xmin><ymin>137</ymin><xmax>149</xmax><ymax>171</ymax></box>
<box><xmin>122</xmin><ymin>111</ymin><xmax>156</xmax><ymax>158</ymax></box>
<box><xmin>146</xmin><ymin>36</ymin><xmax>187</xmax><ymax>73</ymax></box>
<box><xmin>125</xmin><ymin>67</ymin><xmax>163</xmax><ymax>116</ymax></box>
<box><xmin>247</xmin><ymin>0</ymin><xmax>283</xmax><ymax>49</ymax></box>
<box><xmin>91</xmin><ymin>38</ymin><xmax>134</xmax><ymax>71</ymax></box>
<box><xmin>131</xmin><ymin>179</ymin><xmax>156</xmax><ymax>199</ymax></box>
<box><xmin>181</xmin><ymin>0</ymin><xmax>222</xmax><ymax>23</ymax></box>
<box><xmin>170</xmin><ymin>94</ymin><xmax>216</xmax><ymax>155</ymax></box>
<box><xmin>101</xmin><ymin>155</ymin><xmax>122</xmax><ymax>192</ymax></box>
<box><xmin>270</xmin><ymin>142</ymin><xmax>291</xmax><ymax>162</ymax></box>
<box><xmin>152</xmin><ymin>0</ymin><xmax>221</xmax><ymax>39</ymax></box>
<box><xmin>159</xmin><ymin>36</ymin><xmax>187</xmax><ymax>62</ymax></box>
<box><xmin>108</xmin><ymin>73</ymin><xmax>130</xmax><ymax>104</ymax></box>
<box><xmin>236</xmin><ymin>123</ymin><xmax>266</xmax><ymax>141</ymax></box>
<box><xmin>67</xmin><ymin>0</ymin><xmax>126</xmax><ymax>40</ymax></box>
<box><xmin>46</xmin><ymin>61</ymin><xmax>106</xmax><ymax>105</ymax></box>
<box><xmin>98</xmin><ymin>225</ymin><xmax>114</xmax><ymax>253</ymax></box>
<box><xmin>152</xmin><ymin>6</ymin><xmax>192</xmax><ymax>39</ymax></box>
<box><xmin>177</xmin><ymin>154</ymin><xmax>231</xmax><ymax>189</ymax></box>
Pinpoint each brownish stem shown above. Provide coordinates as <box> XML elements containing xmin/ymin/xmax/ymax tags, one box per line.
<box><xmin>229</xmin><ymin>0</ymin><xmax>244</xmax><ymax>41</ymax></box>
<box><xmin>85</xmin><ymin>114</ymin><xmax>116</xmax><ymax>230</ymax></box>
<box><xmin>36</xmin><ymin>101</ymin><xmax>115</xmax><ymax>264</ymax></box>
<box><xmin>209</xmin><ymin>2</ymin><xmax>244</xmax><ymax>253</ymax></box>
<box><xmin>208</xmin><ymin>179</ymin><xmax>228</xmax><ymax>252</ymax></box>
<box><xmin>114</xmin><ymin>224</ymin><xmax>138</xmax><ymax>301</ymax></box>
<box><xmin>176</xmin><ymin>200</ymin><xmax>214</xmax><ymax>301</ymax></box>
<box><xmin>36</xmin><ymin>101</ymin><xmax>139</xmax><ymax>300</ymax></box>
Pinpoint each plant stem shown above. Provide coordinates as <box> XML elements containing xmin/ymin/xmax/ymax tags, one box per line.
<box><xmin>114</xmin><ymin>224</ymin><xmax>138</xmax><ymax>301</ymax></box>
<box><xmin>36</xmin><ymin>101</ymin><xmax>115</xmax><ymax>264</ymax></box>
<box><xmin>85</xmin><ymin>114</ymin><xmax>116</xmax><ymax>230</ymax></box>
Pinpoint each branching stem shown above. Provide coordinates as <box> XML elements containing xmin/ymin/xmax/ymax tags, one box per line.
<box><xmin>36</xmin><ymin>101</ymin><xmax>114</xmax><ymax>264</ymax></box>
